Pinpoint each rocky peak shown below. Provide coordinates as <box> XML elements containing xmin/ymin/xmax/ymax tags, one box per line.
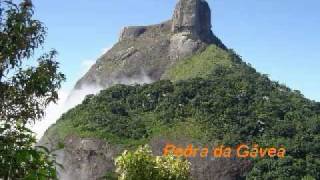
<box><xmin>119</xmin><ymin>26</ymin><xmax>146</xmax><ymax>41</ymax></box>
<box><xmin>172</xmin><ymin>0</ymin><xmax>213</xmax><ymax>43</ymax></box>
<box><xmin>74</xmin><ymin>0</ymin><xmax>225</xmax><ymax>90</ymax></box>
<box><xmin>119</xmin><ymin>0</ymin><xmax>214</xmax><ymax>43</ymax></box>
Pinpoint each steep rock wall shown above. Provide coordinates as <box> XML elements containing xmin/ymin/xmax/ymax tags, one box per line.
<box><xmin>74</xmin><ymin>0</ymin><xmax>225</xmax><ymax>90</ymax></box>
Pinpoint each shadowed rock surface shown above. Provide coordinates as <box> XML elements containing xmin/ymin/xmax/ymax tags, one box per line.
<box><xmin>55</xmin><ymin>135</ymin><xmax>251</xmax><ymax>180</ymax></box>
<box><xmin>150</xmin><ymin>137</ymin><xmax>252</xmax><ymax>180</ymax></box>
<box><xmin>57</xmin><ymin>135</ymin><xmax>120</xmax><ymax>180</ymax></box>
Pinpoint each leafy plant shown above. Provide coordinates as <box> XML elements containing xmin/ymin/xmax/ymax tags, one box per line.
<box><xmin>0</xmin><ymin>0</ymin><xmax>65</xmax><ymax>179</ymax></box>
<box><xmin>115</xmin><ymin>145</ymin><xmax>190</xmax><ymax>180</ymax></box>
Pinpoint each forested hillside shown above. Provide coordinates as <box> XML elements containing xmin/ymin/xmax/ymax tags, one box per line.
<box><xmin>44</xmin><ymin>45</ymin><xmax>320</xmax><ymax>179</ymax></box>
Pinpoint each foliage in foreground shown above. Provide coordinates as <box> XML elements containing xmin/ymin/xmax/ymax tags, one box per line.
<box><xmin>0</xmin><ymin>124</ymin><xmax>59</xmax><ymax>179</ymax></box>
<box><xmin>114</xmin><ymin>145</ymin><xmax>190</xmax><ymax>180</ymax></box>
<box><xmin>0</xmin><ymin>0</ymin><xmax>65</xmax><ymax>179</ymax></box>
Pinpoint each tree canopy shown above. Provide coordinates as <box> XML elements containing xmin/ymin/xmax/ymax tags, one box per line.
<box><xmin>0</xmin><ymin>0</ymin><xmax>65</xmax><ymax>179</ymax></box>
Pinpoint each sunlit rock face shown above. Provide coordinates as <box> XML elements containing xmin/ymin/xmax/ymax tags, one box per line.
<box><xmin>172</xmin><ymin>0</ymin><xmax>213</xmax><ymax>43</ymax></box>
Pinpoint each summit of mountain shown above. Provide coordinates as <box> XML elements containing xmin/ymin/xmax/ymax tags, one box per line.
<box><xmin>74</xmin><ymin>0</ymin><xmax>225</xmax><ymax>89</ymax></box>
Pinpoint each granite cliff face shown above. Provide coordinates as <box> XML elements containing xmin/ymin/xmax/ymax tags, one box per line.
<box><xmin>54</xmin><ymin>135</ymin><xmax>251</xmax><ymax>180</ymax></box>
<box><xmin>74</xmin><ymin>0</ymin><xmax>225</xmax><ymax>90</ymax></box>
<box><xmin>172</xmin><ymin>0</ymin><xmax>213</xmax><ymax>42</ymax></box>
<box><xmin>57</xmin><ymin>135</ymin><xmax>119</xmax><ymax>180</ymax></box>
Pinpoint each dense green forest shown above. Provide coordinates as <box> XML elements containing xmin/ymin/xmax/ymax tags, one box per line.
<box><xmin>45</xmin><ymin>45</ymin><xmax>320</xmax><ymax>179</ymax></box>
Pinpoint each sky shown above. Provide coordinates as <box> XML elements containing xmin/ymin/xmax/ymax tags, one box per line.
<box><xmin>31</xmin><ymin>0</ymin><xmax>320</xmax><ymax>101</ymax></box>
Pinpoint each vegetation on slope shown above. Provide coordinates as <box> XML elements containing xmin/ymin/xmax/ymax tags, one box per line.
<box><xmin>162</xmin><ymin>45</ymin><xmax>233</xmax><ymax>81</ymax></box>
<box><xmin>44</xmin><ymin>46</ymin><xmax>320</xmax><ymax>179</ymax></box>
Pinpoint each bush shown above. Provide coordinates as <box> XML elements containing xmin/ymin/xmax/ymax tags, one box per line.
<box><xmin>115</xmin><ymin>145</ymin><xmax>191</xmax><ymax>180</ymax></box>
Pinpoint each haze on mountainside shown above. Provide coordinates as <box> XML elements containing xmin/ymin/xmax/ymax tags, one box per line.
<box><xmin>40</xmin><ymin>0</ymin><xmax>320</xmax><ymax>180</ymax></box>
<box><xmin>73</xmin><ymin>0</ymin><xmax>225</xmax><ymax>90</ymax></box>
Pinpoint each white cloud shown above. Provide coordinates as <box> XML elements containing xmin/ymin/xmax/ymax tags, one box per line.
<box><xmin>101</xmin><ymin>45</ymin><xmax>112</xmax><ymax>55</ymax></box>
<box><xmin>30</xmin><ymin>45</ymin><xmax>113</xmax><ymax>139</ymax></box>
<box><xmin>31</xmin><ymin>84</ymin><xmax>102</xmax><ymax>140</ymax></box>
<box><xmin>31</xmin><ymin>43</ymin><xmax>151</xmax><ymax>140</ymax></box>
<box><xmin>31</xmin><ymin>88</ymin><xmax>69</xmax><ymax>139</ymax></box>
<box><xmin>81</xmin><ymin>59</ymin><xmax>95</xmax><ymax>68</ymax></box>
<box><xmin>30</xmin><ymin>70</ymin><xmax>153</xmax><ymax>140</ymax></box>
<box><xmin>81</xmin><ymin>59</ymin><xmax>95</xmax><ymax>73</ymax></box>
<box><xmin>78</xmin><ymin>45</ymin><xmax>112</xmax><ymax>76</ymax></box>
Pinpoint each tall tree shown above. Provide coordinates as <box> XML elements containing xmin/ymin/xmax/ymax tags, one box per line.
<box><xmin>0</xmin><ymin>0</ymin><xmax>65</xmax><ymax>179</ymax></box>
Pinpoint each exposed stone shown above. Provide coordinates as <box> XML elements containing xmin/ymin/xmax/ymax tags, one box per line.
<box><xmin>169</xmin><ymin>32</ymin><xmax>203</xmax><ymax>60</ymax></box>
<box><xmin>119</xmin><ymin>26</ymin><xmax>146</xmax><ymax>41</ymax></box>
<box><xmin>54</xmin><ymin>135</ymin><xmax>251</xmax><ymax>180</ymax></box>
<box><xmin>74</xmin><ymin>21</ymin><xmax>173</xmax><ymax>89</ymax></box>
<box><xmin>114</xmin><ymin>46</ymin><xmax>137</xmax><ymax>61</ymax></box>
<box><xmin>172</xmin><ymin>0</ymin><xmax>214</xmax><ymax>43</ymax></box>
<box><xmin>74</xmin><ymin>0</ymin><xmax>226</xmax><ymax>90</ymax></box>
<box><xmin>58</xmin><ymin>135</ymin><xmax>119</xmax><ymax>180</ymax></box>
<box><xmin>150</xmin><ymin>137</ymin><xmax>252</xmax><ymax>180</ymax></box>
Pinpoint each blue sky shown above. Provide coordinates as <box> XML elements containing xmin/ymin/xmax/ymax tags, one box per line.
<box><xmin>31</xmin><ymin>0</ymin><xmax>320</xmax><ymax>101</ymax></box>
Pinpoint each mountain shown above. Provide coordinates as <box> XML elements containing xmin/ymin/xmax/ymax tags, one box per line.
<box><xmin>74</xmin><ymin>0</ymin><xmax>225</xmax><ymax>89</ymax></box>
<box><xmin>41</xmin><ymin>0</ymin><xmax>320</xmax><ymax>180</ymax></box>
